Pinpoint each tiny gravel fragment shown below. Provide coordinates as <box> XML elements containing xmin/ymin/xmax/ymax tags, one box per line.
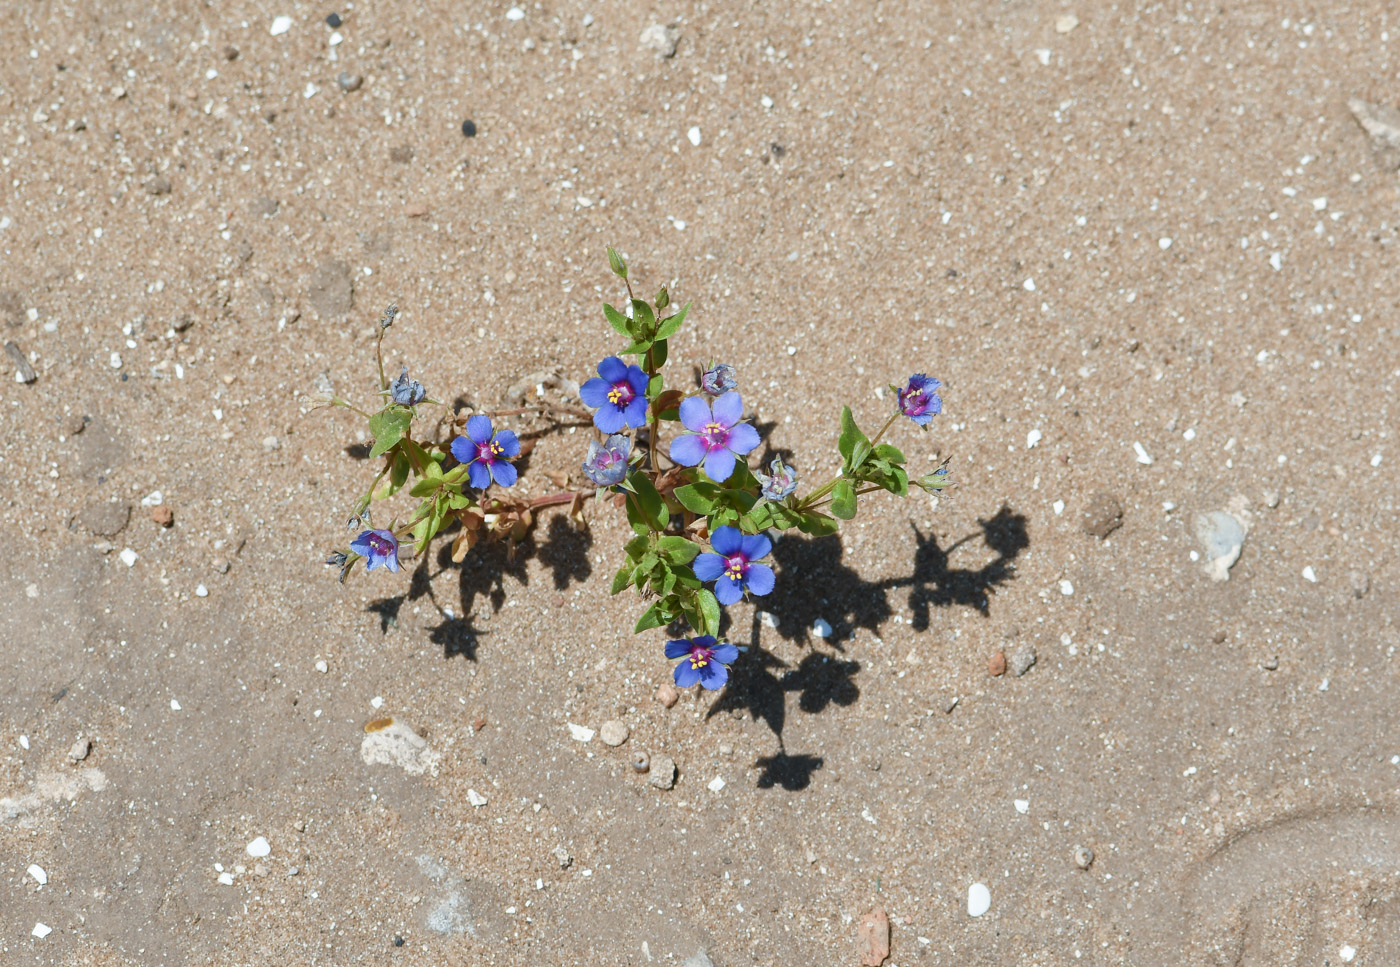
<box><xmin>150</xmin><ymin>505</ymin><xmax>174</xmax><ymax>527</ymax></box>
<box><xmin>856</xmin><ymin>908</ymin><xmax>890</xmax><ymax>966</ymax></box>
<box><xmin>1009</xmin><ymin>644</ymin><xmax>1036</xmax><ymax>677</ymax></box>
<box><xmin>270</xmin><ymin>15</ymin><xmax>292</xmax><ymax>35</ymax></box>
<box><xmin>567</xmin><ymin>723</ymin><xmax>594</xmax><ymax>742</ymax></box>
<box><xmin>1074</xmin><ymin>846</ymin><xmax>1094</xmax><ymax>869</ymax></box>
<box><xmin>649</xmin><ymin>755</ymin><xmax>677</xmax><ymax>789</ymax></box>
<box><xmin>655</xmin><ymin>682</ymin><xmax>679</xmax><ymax>708</ymax></box>
<box><xmin>5</xmin><ymin>341</ymin><xmax>36</xmax><ymax>383</ymax></box>
<box><xmin>599</xmin><ymin>720</ymin><xmax>629</xmax><ymax>746</ymax></box>
<box><xmin>466</xmin><ymin>788</ymin><xmax>487</xmax><ymax>807</ymax></box>
<box><xmin>146</xmin><ymin>174</ymin><xmax>172</xmax><ymax>196</ymax></box>
<box><xmin>325</xmin><ymin>12</ymin><xmax>342</xmax><ymax>28</ymax></box>
<box><xmin>553</xmin><ymin>845</ymin><xmax>572</xmax><ymax>868</ymax></box>
<box><xmin>1081</xmin><ymin>492</ymin><xmax>1124</xmax><ymax>539</ymax></box>
<box><xmin>27</xmin><ymin>864</ymin><xmax>47</xmax><ymax>886</ymax></box>
<box><xmin>337</xmin><ymin>72</ymin><xmax>363</xmax><ymax>93</ymax></box>
<box><xmin>988</xmin><ymin>652</ymin><xmax>1006</xmax><ymax>676</ymax></box>
<box><xmin>32</xmin><ymin>923</ymin><xmax>52</xmax><ymax>939</ymax></box>
<box><xmin>1261</xmin><ymin>656</ymin><xmax>1279</xmax><ymax>671</ymax></box>
<box><xmin>812</xmin><ymin>618</ymin><xmax>833</xmax><ymax>638</ymax></box>
<box><xmin>967</xmin><ymin>882</ymin><xmax>991</xmax><ymax>917</ymax></box>
<box><xmin>68</xmin><ymin>736</ymin><xmax>91</xmax><ymax>761</ymax></box>
<box><xmin>461</xmin><ymin>119</ymin><xmax>477</xmax><ymax>138</ymax></box>
<box><xmin>631</xmin><ymin>751</ymin><xmax>650</xmax><ymax>773</ymax></box>
<box><xmin>246</xmin><ymin>836</ymin><xmax>271</xmax><ymax>858</ymax></box>
<box><xmin>639</xmin><ymin>23</ymin><xmax>680</xmax><ymax>57</ymax></box>
<box><xmin>1349</xmin><ymin>570</ymin><xmax>1371</xmax><ymax>599</ymax></box>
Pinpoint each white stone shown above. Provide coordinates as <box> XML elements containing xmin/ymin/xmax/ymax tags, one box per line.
<box><xmin>1023</xmin><ymin>277</ymin><xmax>1036</xmax><ymax>291</ymax></box>
<box><xmin>246</xmin><ymin>836</ymin><xmax>270</xmax><ymax>858</ymax></box>
<box><xmin>1159</xmin><ymin>237</ymin><xmax>1173</xmax><ymax>250</ymax></box>
<box><xmin>119</xmin><ymin>547</ymin><xmax>139</xmax><ymax>566</ymax></box>
<box><xmin>359</xmin><ymin>720</ymin><xmax>442</xmax><ymax>776</ymax></box>
<box><xmin>140</xmin><ymin>490</ymin><xmax>164</xmax><ymax>507</ymax></box>
<box><xmin>687</xmin><ymin>126</ymin><xmax>701</xmax><ymax>146</ymax></box>
<box><xmin>370</xmin><ymin>696</ymin><xmax>384</xmax><ymax>709</ymax></box>
<box><xmin>567</xmin><ymin>723</ymin><xmax>595</xmax><ymax>742</ymax></box>
<box><xmin>270</xmin><ymin>15</ymin><xmax>292</xmax><ymax>35</ymax></box>
<box><xmin>707</xmin><ymin>776</ymin><xmax>726</xmax><ymax>793</ymax></box>
<box><xmin>109</xmin><ymin>352</ymin><xmax>122</xmax><ymax>369</ymax></box>
<box><xmin>195</xmin><ymin>584</ymin><xmax>209</xmax><ymax>598</ymax></box>
<box><xmin>19</xmin><ymin>734</ymin><xmax>29</xmax><ymax>750</ymax></box>
<box><xmin>1026</xmin><ymin>428</ymin><xmax>1042</xmax><ymax>449</ymax></box>
<box><xmin>757</xmin><ymin>611</ymin><xmax>779</xmax><ymax>629</ymax></box>
<box><xmin>27</xmin><ymin>864</ymin><xmax>47</xmax><ymax>885</ymax></box>
<box><xmin>506</xmin><ymin>6</ymin><xmax>524</xmax><ymax>21</ymax></box>
<box><xmin>328</xmin><ymin>31</ymin><xmax>343</xmax><ymax>45</ymax></box>
<box><xmin>467</xmin><ymin>788</ymin><xmax>488</xmax><ymax>807</ymax></box>
<box><xmin>967</xmin><ymin>882</ymin><xmax>991</xmax><ymax>917</ymax></box>
<box><xmin>1339</xmin><ymin>945</ymin><xmax>1356</xmax><ymax>962</ymax></box>
<box><xmin>1014</xmin><ymin>799</ymin><xmax>1029</xmax><ymax>814</ymax></box>
<box><xmin>1269</xmin><ymin>251</ymin><xmax>1282</xmax><ymax>271</ymax></box>
<box><xmin>1302</xmin><ymin>565</ymin><xmax>1317</xmax><ymax>583</ymax></box>
<box><xmin>1059</xmin><ymin>579</ymin><xmax>1074</xmax><ymax>596</ymax></box>
<box><xmin>1055</xmin><ymin>13</ymin><xmax>1079</xmax><ymax>32</ymax></box>
<box><xmin>1052</xmin><ymin>500</ymin><xmax>1065</xmax><ymax>515</ymax></box>
<box><xmin>1133</xmin><ymin>441</ymin><xmax>1153</xmax><ymax>465</ymax></box>
<box><xmin>314</xmin><ymin>660</ymin><xmax>328</xmax><ymax>673</ymax></box>
<box><xmin>217</xmin><ymin>871</ymin><xmax>235</xmax><ymax>885</ymax></box>
<box><xmin>811</xmin><ymin>618</ymin><xmax>832</xmax><ymax>638</ymax></box>
<box><xmin>170</xmin><ymin>699</ymin><xmax>182</xmax><ymax>711</ymax></box>
<box><xmin>32</xmin><ymin>922</ymin><xmax>52</xmax><ymax>939</ymax></box>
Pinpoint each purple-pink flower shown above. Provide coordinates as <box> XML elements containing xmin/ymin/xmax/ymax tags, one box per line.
<box><xmin>667</xmin><ymin>392</ymin><xmax>759</xmax><ymax>483</ymax></box>
<box><xmin>450</xmin><ymin>415</ymin><xmax>520</xmax><ymax>489</ymax></box>
<box><xmin>349</xmin><ymin>528</ymin><xmax>400</xmax><ymax>573</ymax></box>
<box><xmin>580</xmin><ymin>356</ymin><xmax>649</xmax><ymax>434</ymax></box>
<box><xmin>897</xmin><ymin>374</ymin><xmax>942</xmax><ymax>425</ymax></box>
<box><xmin>664</xmin><ymin>635</ymin><xmax>739</xmax><ymax>689</ymax></box>
<box><xmin>693</xmin><ymin>525</ymin><xmax>775</xmax><ymax>605</ymax></box>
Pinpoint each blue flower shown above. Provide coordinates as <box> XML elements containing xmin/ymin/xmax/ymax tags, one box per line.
<box><xmin>664</xmin><ymin>635</ymin><xmax>740</xmax><ymax>690</ymax></box>
<box><xmin>693</xmin><ymin>525</ymin><xmax>775</xmax><ymax>606</ymax></box>
<box><xmin>700</xmin><ymin>362</ymin><xmax>737</xmax><ymax>396</ymax></box>
<box><xmin>579</xmin><ymin>356</ymin><xmax>649</xmax><ymax>433</ymax></box>
<box><xmin>583</xmin><ymin>433</ymin><xmax>630</xmax><ymax>487</ymax></box>
<box><xmin>667</xmin><ymin>392</ymin><xmax>760</xmax><ymax>483</ymax></box>
<box><xmin>755</xmin><ymin>458</ymin><xmax>797</xmax><ymax>501</ymax></box>
<box><xmin>349</xmin><ymin>528</ymin><xmax>400</xmax><ymax>573</ymax></box>
<box><xmin>897</xmin><ymin>374</ymin><xmax>943</xmax><ymax>425</ymax></box>
<box><xmin>389</xmin><ymin>366</ymin><xmax>427</xmax><ymax>406</ymax></box>
<box><xmin>450</xmin><ymin>415</ymin><xmax>520</xmax><ymax>489</ymax></box>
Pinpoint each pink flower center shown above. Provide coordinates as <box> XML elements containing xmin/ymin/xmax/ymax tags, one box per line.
<box><xmin>607</xmin><ymin>382</ymin><xmax>635</xmax><ymax>405</ymax></box>
<box><xmin>724</xmin><ymin>556</ymin><xmax>746</xmax><ymax>580</ymax></box>
<box><xmin>688</xmin><ymin>646</ymin><xmax>713</xmax><ymax>669</ymax></box>
<box><xmin>702</xmin><ymin>421</ymin><xmax>730</xmax><ymax>449</ymax></box>
<box><xmin>476</xmin><ymin>440</ymin><xmax>504</xmax><ymax>462</ymax></box>
<box><xmin>367</xmin><ymin>534</ymin><xmax>393</xmax><ymax>555</ymax></box>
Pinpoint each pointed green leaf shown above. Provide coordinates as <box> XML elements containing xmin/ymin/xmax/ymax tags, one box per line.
<box><xmin>368</xmin><ymin>405</ymin><xmax>413</xmax><ymax>459</ymax></box>
<box><xmin>603</xmin><ymin>303</ymin><xmax>632</xmax><ymax>338</ymax></box>
<box><xmin>634</xmin><ymin>601</ymin><xmax>668</xmax><ymax>633</ymax></box>
<box><xmin>696</xmin><ymin>589</ymin><xmax>721</xmax><ymax>637</ymax></box>
<box><xmin>830</xmin><ymin>480</ymin><xmax>858</xmax><ymax>519</ymax></box>
<box><xmin>653</xmin><ymin>302</ymin><xmax>691</xmax><ymax>342</ymax></box>
<box><xmin>673</xmin><ymin>483</ymin><xmax>720</xmax><ymax>515</ymax></box>
<box><xmin>611</xmin><ymin>566</ymin><xmax>633</xmax><ymax>594</ymax></box>
<box><xmin>657</xmin><ymin>536</ymin><xmax>700</xmax><ymax>563</ymax></box>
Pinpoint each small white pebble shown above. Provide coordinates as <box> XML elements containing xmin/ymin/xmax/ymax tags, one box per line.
<box><xmin>761</xmin><ymin>94</ymin><xmax>774</xmax><ymax>108</ymax></box>
<box><xmin>1183</xmin><ymin>765</ymin><xmax>1198</xmax><ymax>776</ymax></box>
<box><xmin>1014</xmin><ymin>799</ymin><xmax>1029</xmax><ymax>814</ymax></box>
<box><xmin>119</xmin><ymin>548</ymin><xmax>138</xmax><ymax>567</ymax></box>
<box><xmin>467</xmin><ymin>788</ymin><xmax>488</xmax><ymax>807</ymax></box>
<box><xmin>217</xmin><ymin>871</ymin><xmax>235</xmax><ymax>885</ymax></box>
<box><xmin>687</xmin><ymin>125</ymin><xmax>701</xmax><ymax>146</ymax></box>
<box><xmin>1183</xmin><ymin>428</ymin><xmax>1197</xmax><ymax>441</ymax></box>
<box><xmin>1023</xmin><ymin>277</ymin><xmax>1036</xmax><ymax>291</ymax></box>
<box><xmin>811</xmin><ymin>618</ymin><xmax>833</xmax><ymax>638</ymax></box>
<box><xmin>1302</xmin><ymin>566</ymin><xmax>1317</xmax><ymax>583</ymax></box>
<box><xmin>1312</xmin><ymin>197</ymin><xmax>1328</xmax><ymax>211</ymax></box>
<box><xmin>757</xmin><ymin>611</ymin><xmax>779</xmax><ymax>629</ymax></box>
<box><xmin>1034</xmin><ymin>48</ymin><xmax>1051</xmax><ymax>66</ymax></box>
<box><xmin>370</xmin><ymin>696</ymin><xmax>384</xmax><ymax>709</ymax></box>
<box><xmin>246</xmin><ymin>836</ymin><xmax>271</xmax><ymax>858</ymax></box>
<box><xmin>19</xmin><ymin>734</ymin><xmax>29</xmax><ymax>750</ymax></box>
<box><xmin>1026</xmin><ymin>428</ymin><xmax>1042</xmax><ymax>449</ymax></box>
<box><xmin>195</xmin><ymin>584</ymin><xmax>208</xmax><ymax>597</ymax></box>
<box><xmin>1159</xmin><ymin>237</ymin><xmax>1173</xmax><ymax>250</ymax></box>
<box><xmin>1052</xmin><ymin>499</ymin><xmax>1065</xmax><ymax>515</ymax></box>
<box><xmin>1339</xmin><ymin>944</ymin><xmax>1357</xmax><ymax>962</ymax></box>
<box><xmin>170</xmin><ymin>699</ymin><xmax>182</xmax><ymax>711</ymax></box>
<box><xmin>27</xmin><ymin>864</ymin><xmax>47</xmax><ymax>886</ymax></box>
<box><xmin>1372</xmin><ymin>453</ymin><xmax>1382</xmax><ymax>467</ymax></box>
<box><xmin>786</xmin><ymin>345</ymin><xmax>797</xmax><ymax>355</ymax></box>
<box><xmin>109</xmin><ymin>352</ymin><xmax>122</xmax><ymax>369</ymax></box>
<box><xmin>328</xmin><ymin>31</ymin><xmax>343</xmax><ymax>45</ymax></box>
<box><xmin>506</xmin><ymin>6</ymin><xmax>524</xmax><ymax>21</ymax></box>
<box><xmin>141</xmin><ymin>490</ymin><xmax>164</xmax><ymax>507</ymax></box>
<box><xmin>708</xmin><ymin>776</ymin><xmax>726</xmax><ymax>793</ymax></box>
<box><xmin>1055</xmin><ymin>13</ymin><xmax>1079</xmax><ymax>32</ymax></box>
<box><xmin>1059</xmin><ymin>579</ymin><xmax>1075</xmax><ymax>596</ymax></box>
<box><xmin>568</xmin><ymin>723</ymin><xmax>595</xmax><ymax>742</ymax></box>
<box><xmin>1133</xmin><ymin>441</ymin><xmax>1153</xmax><ymax>465</ymax></box>
<box><xmin>32</xmin><ymin>923</ymin><xmax>52</xmax><ymax>939</ymax></box>
<box><xmin>303</xmin><ymin>82</ymin><xmax>318</xmax><ymax>99</ymax></box>
<box><xmin>968</xmin><ymin>882</ymin><xmax>991</xmax><ymax>917</ymax></box>
<box><xmin>1269</xmin><ymin>252</ymin><xmax>1282</xmax><ymax>271</ymax></box>
<box><xmin>270</xmin><ymin>15</ymin><xmax>292</xmax><ymax>35</ymax></box>
<box><xmin>1319</xmin><ymin>678</ymin><xmax>1330</xmax><ymax>691</ymax></box>
<box><xmin>314</xmin><ymin>660</ymin><xmax>328</xmax><ymax>673</ymax></box>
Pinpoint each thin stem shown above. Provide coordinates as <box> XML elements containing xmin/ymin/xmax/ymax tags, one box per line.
<box><xmin>375</xmin><ymin>330</ymin><xmax>388</xmax><ymax>392</ymax></box>
<box><xmin>795</xmin><ymin>411</ymin><xmax>902</xmax><ymax>511</ymax></box>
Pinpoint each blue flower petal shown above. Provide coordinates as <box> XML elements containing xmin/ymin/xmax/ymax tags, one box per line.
<box><xmin>714</xmin><ymin>575</ymin><xmax>744</xmax><ymax>606</ymax></box>
<box><xmin>698</xmin><ymin>661</ymin><xmax>729</xmax><ymax>690</ymax></box>
<box><xmin>709</xmin><ymin>526</ymin><xmax>742</xmax><ymax>556</ymax></box>
<box><xmin>738</xmin><ymin>532</ymin><xmax>771</xmax><ymax>562</ymax></box>
<box><xmin>579</xmin><ymin>377</ymin><xmax>611</xmax><ymax>408</ymax></box>
<box><xmin>711</xmin><ymin>642</ymin><xmax>739</xmax><ymax>665</ymax></box>
<box><xmin>622</xmin><ymin>396</ymin><xmax>649</xmax><ymax>428</ymax></box>
<box><xmin>465</xmin><ymin>414</ymin><xmax>494</xmax><ymax>444</ymax></box>
<box><xmin>693</xmin><ymin>552</ymin><xmax>726</xmax><ymax>582</ymax></box>
<box><xmin>593</xmin><ymin>404</ymin><xmax>627</xmax><ymax>434</ymax></box>
<box><xmin>678</xmin><ymin>396</ymin><xmax>712</xmax><ymax>433</ymax></box>
<box><xmin>674</xmin><ymin>661</ymin><xmax>702</xmax><ymax>688</ymax></box>
<box><xmin>703</xmin><ymin>447</ymin><xmax>736</xmax><ymax>482</ymax></box>
<box><xmin>597</xmin><ymin>356</ymin><xmax>628</xmax><ymax>384</ymax></box>
<box><xmin>726</xmin><ymin>422</ymin><xmax>760</xmax><ymax>455</ymax></box>
<box><xmin>744</xmin><ymin>563</ymin><xmax>775</xmax><ymax>597</ymax></box>
<box><xmin>467</xmin><ymin>460</ymin><xmax>492</xmax><ymax>490</ymax></box>
<box><xmin>626</xmin><ymin>365</ymin><xmax>650</xmax><ymax>396</ymax></box>
<box><xmin>384</xmin><ymin>552</ymin><xmax>400</xmax><ymax>573</ymax></box>
<box><xmin>710</xmin><ymin>391</ymin><xmax>743</xmax><ymax>428</ymax></box>
<box><xmin>664</xmin><ymin>639</ymin><xmax>693</xmax><ymax>659</ymax></box>
<box><xmin>490</xmin><ymin>460</ymin><xmax>518</xmax><ymax>488</ymax></box>
<box><xmin>494</xmin><ymin>430</ymin><xmax>521</xmax><ymax>458</ymax></box>
<box><xmin>450</xmin><ymin>435</ymin><xmax>475</xmax><ymax>465</ymax></box>
<box><xmin>669</xmin><ymin>433</ymin><xmax>706</xmax><ymax>468</ymax></box>
<box><xmin>693</xmin><ymin>635</ymin><xmax>717</xmax><ymax>648</ymax></box>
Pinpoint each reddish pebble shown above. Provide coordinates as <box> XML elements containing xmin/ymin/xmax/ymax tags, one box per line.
<box><xmin>857</xmin><ymin>908</ymin><xmax>890</xmax><ymax>966</ymax></box>
<box><xmin>472</xmin><ymin>717</ymin><xmax>486</xmax><ymax>732</ymax></box>
<box><xmin>988</xmin><ymin>651</ymin><xmax>1007</xmax><ymax>676</ymax></box>
<box><xmin>655</xmin><ymin>682</ymin><xmax>679</xmax><ymax>708</ymax></box>
<box><xmin>150</xmin><ymin>505</ymin><xmax>174</xmax><ymax>528</ymax></box>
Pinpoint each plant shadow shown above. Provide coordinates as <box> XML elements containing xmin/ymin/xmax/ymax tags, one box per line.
<box><xmin>708</xmin><ymin>503</ymin><xmax>1029</xmax><ymax>791</ymax></box>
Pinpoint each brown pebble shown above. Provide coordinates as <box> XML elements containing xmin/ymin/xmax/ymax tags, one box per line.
<box><xmin>655</xmin><ymin>682</ymin><xmax>680</xmax><ymax>708</ymax></box>
<box><xmin>1081</xmin><ymin>491</ymin><xmax>1125</xmax><ymax>539</ymax></box>
<box><xmin>857</xmin><ymin>908</ymin><xmax>891</xmax><ymax>966</ymax></box>
<box><xmin>1212</xmin><ymin>630</ymin><xmax>1227</xmax><ymax>644</ymax></box>
<box><xmin>472</xmin><ymin>717</ymin><xmax>486</xmax><ymax>732</ymax></box>
<box><xmin>150</xmin><ymin>505</ymin><xmax>174</xmax><ymax>528</ymax></box>
<box><xmin>212</xmin><ymin>558</ymin><xmax>230</xmax><ymax>574</ymax></box>
<box><xmin>404</xmin><ymin>202</ymin><xmax>429</xmax><ymax>217</ymax></box>
<box><xmin>988</xmin><ymin>651</ymin><xmax>1007</xmax><ymax>676</ymax></box>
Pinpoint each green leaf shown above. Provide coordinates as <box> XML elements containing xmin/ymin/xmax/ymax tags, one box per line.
<box><xmin>673</xmin><ymin>483</ymin><xmax>720</xmax><ymax>515</ymax></box>
<box><xmin>624</xmin><ymin>534</ymin><xmax>650</xmax><ymax>560</ymax></box>
<box><xmin>611</xmin><ymin>566</ymin><xmax>633</xmax><ymax>594</ymax></box>
<box><xmin>647</xmin><ymin>374</ymin><xmax>664</xmax><ymax>402</ymax></box>
<box><xmin>650</xmin><ymin>338</ymin><xmax>668</xmax><ymax>369</ymax></box>
<box><xmin>830</xmin><ymin>480</ymin><xmax>858</xmax><ymax>519</ymax></box>
<box><xmin>653</xmin><ymin>302</ymin><xmax>691</xmax><ymax>342</ymax></box>
<box><xmin>603</xmin><ymin>303</ymin><xmax>632</xmax><ymax>338</ymax></box>
<box><xmin>657</xmin><ymin>536</ymin><xmax>700</xmax><ymax>563</ymax></box>
<box><xmin>629</xmin><ymin>472</ymin><xmax>669</xmax><ymax>530</ymax></box>
<box><xmin>795</xmin><ymin>510</ymin><xmax>841</xmax><ymax>537</ymax></box>
<box><xmin>850</xmin><ymin>440</ymin><xmax>872</xmax><ymax>471</ymax></box>
<box><xmin>837</xmin><ymin>406</ymin><xmax>869</xmax><ymax>469</ymax></box>
<box><xmin>377</xmin><ymin>450</ymin><xmax>411</xmax><ymax>498</ymax></box>
<box><xmin>607</xmin><ymin>246</ymin><xmax>628</xmax><ymax>279</ymax></box>
<box><xmin>634</xmin><ymin>602</ymin><xmax>668</xmax><ymax>633</ymax></box>
<box><xmin>447</xmin><ymin>491</ymin><xmax>473</xmax><ymax>510</ymax></box>
<box><xmin>630</xmin><ymin>298</ymin><xmax>656</xmax><ymax>338</ymax></box>
<box><xmin>368</xmin><ymin>406</ymin><xmax>413</xmax><ymax>459</ymax></box>
<box><xmin>873</xmin><ymin>443</ymin><xmax>905</xmax><ymax>464</ymax></box>
<box><xmin>408</xmin><ymin>476</ymin><xmax>441</xmax><ymax>498</ymax></box>
<box><xmin>745</xmin><ymin>503</ymin><xmax>774</xmax><ymax>531</ymax></box>
<box><xmin>620</xmin><ymin>339</ymin><xmax>653</xmax><ymax>355</ymax></box>
<box><xmin>696</xmin><ymin>589</ymin><xmax>721</xmax><ymax>637</ymax></box>
<box><xmin>671</xmin><ymin>564</ymin><xmax>701</xmax><ymax>589</ymax></box>
<box><xmin>624</xmin><ymin>493</ymin><xmax>650</xmax><ymax>537</ymax></box>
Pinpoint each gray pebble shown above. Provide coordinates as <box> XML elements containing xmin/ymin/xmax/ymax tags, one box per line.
<box><xmin>5</xmin><ymin>340</ymin><xmax>37</xmax><ymax>384</ymax></box>
<box><xmin>648</xmin><ymin>755</ymin><xmax>677</xmax><ymax>789</ymax></box>
<box><xmin>68</xmin><ymin>736</ymin><xmax>91</xmax><ymax>761</ymax></box>
<box><xmin>337</xmin><ymin>71</ymin><xmax>364</xmax><ymax>93</ymax></box>
<box><xmin>1074</xmin><ymin>846</ymin><xmax>1094</xmax><ymax>870</ymax></box>
<box><xmin>1261</xmin><ymin>656</ymin><xmax>1279</xmax><ymax>671</ymax></box>
<box><xmin>146</xmin><ymin>174</ymin><xmax>172</xmax><ymax>196</ymax></box>
<box><xmin>1349</xmin><ymin>570</ymin><xmax>1371</xmax><ymax>599</ymax></box>
<box><xmin>552</xmin><ymin>845</ymin><xmax>572</xmax><ymax>869</ymax></box>
<box><xmin>599</xmin><ymin>720</ymin><xmax>629</xmax><ymax>747</ymax></box>
<box><xmin>1081</xmin><ymin>492</ymin><xmax>1124</xmax><ymax>539</ymax></box>
<box><xmin>639</xmin><ymin>23</ymin><xmax>680</xmax><ymax>57</ymax></box>
<box><xmin>262</xmin><ymin>435</ymin><xmax>282</xmax><ymax>452</ymax></box>
<box><xmin>680</xmin><ymin>952</ymin><xmax>714</xmax><ymax>967</ymax></box>
<box><xmin>389</xmin><ymin>145</ymin><xmax>415</xmax><ymax>164</ymax></box>
<box><xmin>248</xmin><ymin>196</ymin><xmax>279</xmax><ymax>217</ymax></box>
<box><xmin>1009</xmin><ymin>644</ymin><xmax>1037</xmax><ymax>677</ymax></box>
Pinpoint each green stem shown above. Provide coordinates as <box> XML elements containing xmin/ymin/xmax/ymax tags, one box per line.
<box><xmin>375</xmin><ymin>329</ymin><xmax>388</xmax><ymax>392</ymax></box>
<box><xmin>796</xmin><ymin>411</ymin><xmax>901</xmax><ymax>510</ymax></box>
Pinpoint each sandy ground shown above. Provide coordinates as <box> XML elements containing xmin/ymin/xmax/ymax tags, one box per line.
<box><xmin>2</xmin><ymin>0</ymin><xmax>1399</xmax><ymax>964</ymax></box>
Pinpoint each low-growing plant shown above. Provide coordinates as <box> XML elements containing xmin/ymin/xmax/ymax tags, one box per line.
<box><xmin>322</xmin><ymin>252</ymin><xmax>952</xmax><ymax>692</ymax></box>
